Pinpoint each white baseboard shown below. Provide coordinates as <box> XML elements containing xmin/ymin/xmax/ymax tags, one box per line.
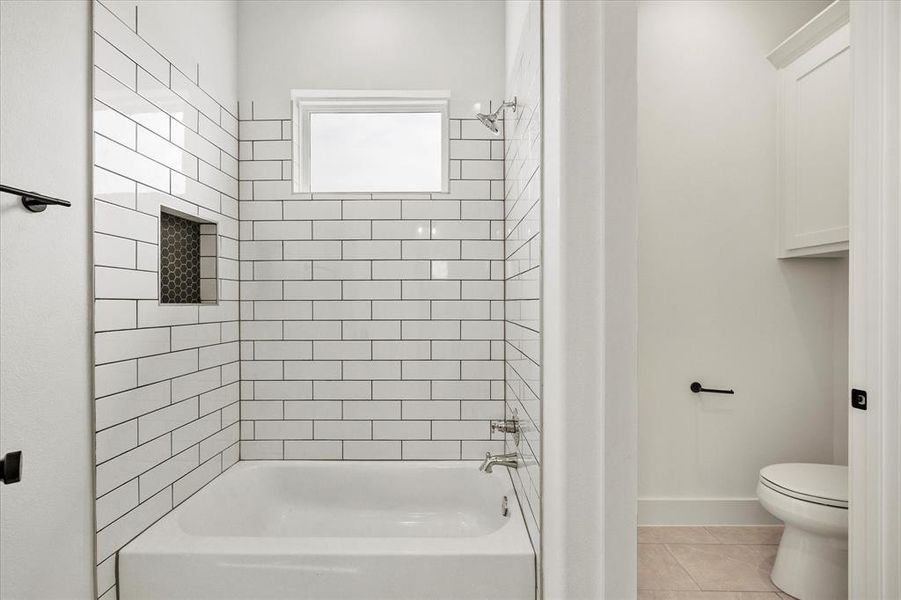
<box><xmin>638</xmin><ymin>497</ymin><xmax>780</xmax><ymax>526</ymax></box>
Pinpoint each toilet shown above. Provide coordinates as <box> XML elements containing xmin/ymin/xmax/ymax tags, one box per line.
<box><xmin>757</xmin><ymin>463</ymin><xmax>848</xmax><ymax>600</ymax></box>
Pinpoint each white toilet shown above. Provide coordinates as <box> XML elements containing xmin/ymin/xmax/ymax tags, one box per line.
<box><xmin>757</xmin><ymin>463</ymin><xmax>848</xmax><ymax>600</ymax></box>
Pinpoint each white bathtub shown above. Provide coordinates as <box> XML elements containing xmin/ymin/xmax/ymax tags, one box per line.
<box><xmin>119</xmin><ymin>461</ymin><xmax>535</xmax><ymax>599</ymax></box>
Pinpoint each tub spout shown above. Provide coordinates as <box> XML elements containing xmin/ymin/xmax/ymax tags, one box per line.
<box><xmin>479</xmin><ymin>452</ymin><xmax>518</xmax><ymax>473</ymax></box>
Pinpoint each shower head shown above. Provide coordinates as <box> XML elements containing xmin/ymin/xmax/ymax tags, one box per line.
<box><xmin>475</xmin><ymin>97</ymin><xmax>517</xmax><ymax>136</ymax></box>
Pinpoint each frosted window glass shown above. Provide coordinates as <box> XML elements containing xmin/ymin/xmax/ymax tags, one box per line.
<box><xmin>309</xmin><ymin>112</ymin><xmax>443</xmax><ymax>192</ymax></box>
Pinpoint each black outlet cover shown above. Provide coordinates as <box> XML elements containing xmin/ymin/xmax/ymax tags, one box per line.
<box><xmin>1</xmin><ymin>450</ymin><xmax>22</xmax><ymax>484</ymax></box>
<box><xmin>851</xmin><ymin>388</ymin><xmax>867</xmax><ymax>411</ymax></box>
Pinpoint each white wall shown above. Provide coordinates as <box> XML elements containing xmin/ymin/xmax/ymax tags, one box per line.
<box><xmin>237</xmin><ymin>0</ymin><xmax>504</xmax><ymax>117</ymax></box>
<box><xmin>543</xmin><ymin>0</ymin><xmax>639</xmax><ymax>596</ymax></box>
<box><xmin>637</xmin><ymin>0</ymin><xmax>848</xmax><ymax>524</ymax></box>
<box><xmin>0</xmin><ymin>1</ymin><xmax>95</xmax><ymax>597</ymax></box>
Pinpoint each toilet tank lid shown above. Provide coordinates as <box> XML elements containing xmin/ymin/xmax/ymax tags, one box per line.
<box><xmin>760</xmin><ymin>463</ymin><xmax>848</xmax><ymax>503</ymax></box>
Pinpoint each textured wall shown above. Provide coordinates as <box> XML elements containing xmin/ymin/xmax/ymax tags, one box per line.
<box><xmin>0</xmin><ymin>2</ymin><xmax>95</xmax><ymax>597</ymax></box>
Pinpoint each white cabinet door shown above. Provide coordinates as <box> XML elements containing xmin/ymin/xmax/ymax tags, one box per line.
<box><xmin>775</xmin><ymin>21</ymin><xmax>850</xmax><ymax>257</ymax></box>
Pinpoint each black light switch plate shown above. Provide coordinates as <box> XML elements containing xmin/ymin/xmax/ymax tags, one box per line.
<box><xmin>851</xmin><ymin>388</ymin><xmax>867</xmax><ymax>411</ymax></box>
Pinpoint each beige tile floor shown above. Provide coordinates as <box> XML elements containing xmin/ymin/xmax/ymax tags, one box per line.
<box><xmin>638</xmin><ymin>526</ymin><xmax>797</xmax><ymax>600</ymax></box>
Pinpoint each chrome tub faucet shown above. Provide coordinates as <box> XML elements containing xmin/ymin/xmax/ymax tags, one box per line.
<box><xmin>479</xmin><ymin>451</ymin><xmax>518</xmax><ymax>473</ymax></box>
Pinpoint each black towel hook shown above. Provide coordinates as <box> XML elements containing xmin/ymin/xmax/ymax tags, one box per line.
<box><xmin>0</xmin><ymin>184</ymin><xmax>72</xmax><ymax>212</ymax></box>
<box><xmin>690</xmin><ymin>381</ymin><xmax>734</xmax><ymax>394</ymax></box>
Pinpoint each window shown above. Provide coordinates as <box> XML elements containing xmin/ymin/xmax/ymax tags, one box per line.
<box><xmin>291</xmin><ymin>90</ymin><xmax>449</xmax><ymax>194</ymax></box>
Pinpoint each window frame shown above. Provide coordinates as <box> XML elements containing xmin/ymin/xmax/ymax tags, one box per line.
<box><xmin>290</xmin><ymin>89</ymin><xmax>450</xmax><ymax>194</ymax></box>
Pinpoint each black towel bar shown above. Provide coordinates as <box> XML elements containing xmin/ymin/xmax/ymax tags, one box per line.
<box><xmin>0</xmin><ymin>183</ymin><xmax>72</xmax><ymax>212</ymax></box>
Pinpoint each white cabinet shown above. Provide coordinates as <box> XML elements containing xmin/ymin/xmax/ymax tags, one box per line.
<box><xmin>769</xmin><ymin>1</ymin><xmax>850</xmax><ymax>258</ymax></box>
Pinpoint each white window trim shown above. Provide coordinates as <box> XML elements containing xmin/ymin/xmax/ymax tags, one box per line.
<box><xmin>290</xmin><ymin>89</ymin><xmax>450</xmax><ymax>194</ymax></box>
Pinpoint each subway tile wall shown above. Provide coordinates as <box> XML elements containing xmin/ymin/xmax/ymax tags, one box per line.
<box><xmin>505</xmin><ymin>0</ymin><xmax>543</xmax><ymax>575</ymax></box>
<box><xmin>92</xmin><ymin>2</ymin><xmax>238</xmax><ymax>598</ymax></box>
<box><xmin>237</xmin><ymin>101</ymin><xmax>508</xmax><ymax>460</ymax></box>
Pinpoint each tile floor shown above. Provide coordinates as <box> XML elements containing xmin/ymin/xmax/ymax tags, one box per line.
<box><xmin>638</xmin><ymin>526</ymin><xmax>797</xmax><ymax>600</ymax></box>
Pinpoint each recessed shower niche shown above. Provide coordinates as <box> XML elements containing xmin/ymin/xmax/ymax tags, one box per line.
<box><xmin>159</xmin><ymin>209</ymin><xmax>218</xmax><ymax>305</ymax></box>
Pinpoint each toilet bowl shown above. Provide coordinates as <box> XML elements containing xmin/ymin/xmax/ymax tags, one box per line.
<box><xmin>756</xmin><ymin>463</ymin><xmax>848</xmax><ymax>600</ymax></box>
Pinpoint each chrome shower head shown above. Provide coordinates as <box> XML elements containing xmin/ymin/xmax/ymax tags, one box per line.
<box><xmin>476</xmin><ymin>111</ymin><xmax>500</xmax><ymax>135</ymax></box>
<box><xmin>475</xmin><ymin>97</ymin><xmax>517</xmax><ymax>136</ymax></box>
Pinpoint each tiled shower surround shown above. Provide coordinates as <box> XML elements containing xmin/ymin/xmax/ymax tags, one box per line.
<box><xmin>504</xmin><ymin>0</ymin><xmax>543</xmax><ymax>566</ymax></box>
<box><xmin>91</xmin><ymin>0</ymin><xmax>525</xmax><ymax>596</ymax></box>
<box><xmin>237</xmin><ymin>103</ymin><xmax>507</xmax><ymax>460</ymax></box>
<box><xmin>91</xmin><ymin>2</ymin><xmax>239</xmax><ymax>597</ymax></box>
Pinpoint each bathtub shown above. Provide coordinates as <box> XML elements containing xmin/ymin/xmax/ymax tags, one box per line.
<box><xmin>119</xmin><ymin>461</ymin><xmax>535</xmax><ymax>599</ymax></box>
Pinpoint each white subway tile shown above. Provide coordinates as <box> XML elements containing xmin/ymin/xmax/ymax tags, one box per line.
<box><xmin>283</xmin><ymin>440</ymin><xmax>342</xmax><ymax>459</ymax></box>
<box><xmin>313</xmin><ymin>381</ymin><xmax>370</xmax><ymax>400</ymax></box>
<box><xmin>96</xmin><ymin>327</ymin><xmax>170</xmax><ymax>364</ymax></box>
<box><xmin>373</xmin><ymin>380</ymin><xmax>430</xmax><ymax>400</ymax></box>
<box><xmin>95</xmin><ymin>267</ymin><xmax>157</xmax><ymax>299</ymax></box>
<box><xmin>252</xmin><ymin>140</ymin><xmax>291</xmax><ymax>160</ymax></box>
<box><xmin>96</xmin><ymin>487</ymin><xmax>170</xmax><ymax>562</ymax></box>
<box><xmin>255</xmin><ymin>420</ymin><xmax>312</xmax><ymax>440</ymax></box>
<box><xmin>95</xmin><ymin>300</ymin><xmax>137</xmax><ymax>331</ymax></box>
<box><xmin>94</xmin><ymin>233</ymin><xmax>136</xmax><ymax>269</ymax></box>
<box><xmin>283</xmin><ymin>241</ymin><xmax>341</xmax><ymax>260</ymax></box>
<box><xmin>282</xmin><ymin>281</ymin><xmax>342</xmax><ymax>302</ymax></box>
<box><xmin>342</xmin><ymin>200</ymin><xmax>400</xmax><ymax>220</ymax></box>
<box><xmin>402</xmin><ymin>401</ymin><xmax>460</xmax><ymax>420</ymax></box>
<box><xmin>402</xmin><ymin>240</ymin><xmax>460</xmax><ymax>259</ymax></box>
<box><xmin>139</xmin><ymin>446</ymin><xmax>199</xmax><ymax>500</ymax></box>
<box><xmin>402</xmin><ymin>441</ymin><xmax>460</xmax><ymax>460</ymax></box>
<box><xmin>342</xmin><ymin>241</ymin><xmax>400</xmax><ymax>260</ymax></box>
<box><xmin>313</xmin><ymin>340</ymin><xmax>371</xmax><ymax>360</ymax></box>
<box><xmin>313</xmin><ymin>220</ymin><xmax>371</xmax><ymax>240</ymax></box>
<box><xmin>95</xmin><ymin>5</ymin><xmax>169</xmax><ymax>83</ymax></box>
<box><xmin>96</xmin><ymin>420</ymin><xmax>138</xmax><ymax>463</ymax></box>
<box><xmin>171</xmin><ymin>412</ymin><xmax>220</xmax><ymax>454</ymax></box>
<box><xmin>137</xmin><ymin>349</ymin><xmax>198</xmax><ymax>386</ymax></box>
<box><xmin>96</xmin><ymin>435</ymin><xmax>170</xmax><ymax>496</ymax></box>
<box><xmin>312</xmin><ymin>300</ymin><xmax>370</xmax><ymax>320</ymax></box>
<box><xmin>95</xmin><ymin>479</ymin><xmax>138</xmax><ymax>530</ymax></box>
<box><xmin>95</xmin><ymin>134</ymin><xmax>169</xmax><ymax>192</ymax></box>
<box><xmin>371</xmin><ymin>260</ymin><xmax>429</xmax><ymax>280</ymax></box>
<box><xmin>95</xmin><ymin>359</ymin><xmax>138</xmax><ymax>398</ymax></box>
<box><xmin>173</xmin><ymin>455</ymin><xmax>222</xmax><ymax>504</ymax></box>
<box><xmin>343</xmin><ymin>441</ymin><xmax>400</xmax><ymax>459</ymax></box>
<box><xmin>94</xmin><ymin>68</ymin><xmax>169</xmax><ymax>139</ymax></box>
<box><xmin>371</xmin><ymin>220</ymin><xmax>429</xmax><ymax>240</ymax></box>
<box><xmin>401</xmin><ymin>280</ymin><xmax>460</xmax><ymax>300</ymax></box>
<box><xmin>95</xmin><ymin>381</ymin><xmax>170</xmax><ymax>429</ymax></box>
<box><xmin>138</xmin><ymin>69</ymin><xmax>199</xmax><ymax>132</ymax></box>
<box><xmin>342</xmin><ymin>361</ymin><xmax>400</xmax><ymax>380</ymax></box>
<box><xmin>313</xmin><ymin>260</ymin><xmax>371</xmax><ymax>280</ymax></box>
<box><xmin>94</xmin><ymin>100</ymin><xmax>136</xmax><ymax>149</ymax></box>
<box><xmin>239</xmin><ymin>120</ymin><xmax>282</xmax><ymax>141</ymax></box>
<box><xmin>401</xmin><ymin>360</ymin><xmax>461</xmax><ymax>380</ymax></box>
<box><xmin>171</xmin><ymin>323</ymin><xmax>220</xmax><ymax>351</ymax></box>
<box><xmin>432</xmin><ymin>421</ymin><xmax>489</xmax><ymax>440</ymax></box>
<box><xmin>342</xmin><ymin>320</ymin><xmax>400</xmax><ymax>340</ymax></box>
<box><xmin>371</xmin><ymin>300</ymin><xmax>430</xmax><ymax>320</ymax></box>
<box><xmin>342</xmin><ymin>401</ymin><xmax>399</xmax><ymax>420</ymax></box>
<box><xmin>284</xmin><ymin>401</ymin><xmax>341</xmax><ymax>420</ymax></box>
<box><xmin>253</xmin><ymin>221</ymin><xmax>312</xmax><ymax>240</ymax></box>
<box><xmin>314</xmin><ymin>421</ymin><xmax>370</xmax><ymax>440</ymax></box>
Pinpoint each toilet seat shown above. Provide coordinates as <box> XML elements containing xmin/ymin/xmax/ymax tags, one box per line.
<box><xmin>759</xmin><ymin>463</ymin><xmax>847</xmax><ymax>509</ymax></box>
<box><xmin>757</xmin><ymin>463</ymin><xmax>849</xmax><ymax>600</ymax></box>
